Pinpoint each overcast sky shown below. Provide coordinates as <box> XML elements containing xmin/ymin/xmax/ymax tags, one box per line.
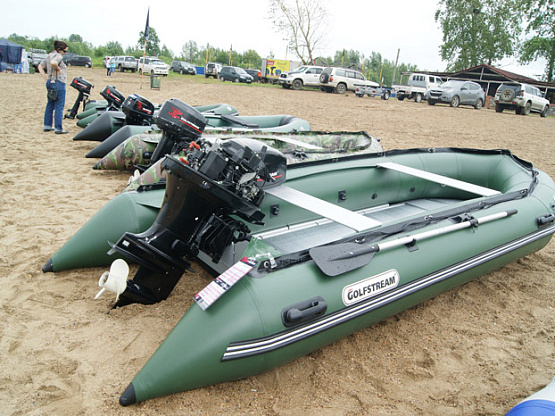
<box><xmin>3</xmin><ymin>0</ymin><xmax>547</xmax><ymax>79</ymax></box>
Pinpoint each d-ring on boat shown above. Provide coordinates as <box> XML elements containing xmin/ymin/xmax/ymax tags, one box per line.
<box><xmin>96</xmin><ymin>102</ymin><xmax>555</xmax><ymax>406</ymax></box>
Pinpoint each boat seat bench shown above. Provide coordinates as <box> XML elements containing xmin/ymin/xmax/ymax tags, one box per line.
<box><xmin>255</xmin><ymin>197</ymin><xmax>462</xmax><ymax>255</ymax></box>
<box><xmin>376</xmin><ymin>162</ymin><xmax>500</xmax><ymax>197</ymax></box>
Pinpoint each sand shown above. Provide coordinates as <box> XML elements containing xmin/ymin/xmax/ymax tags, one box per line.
<box><xmin>1</xmin><ymin>68</ymin><xmax>555</xmax><ymax>416</ymax></box>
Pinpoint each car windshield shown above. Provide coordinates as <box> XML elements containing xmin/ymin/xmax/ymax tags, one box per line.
<box><xmin>441</xmin><ymin>80</ymin><xmax>465</xmax><ymax>89</ymax></box>
<box><xmin>151</xmin><ymin>59</ymin><xmax>164</xmax><ymax>65</ymax></box>
<box><xmin>235</xmin><ymin>68</ymin><xmax>247</xmax><ymax>75</ymax></box>
<box><xmin>290</xmin><ymin>66</ymin><xmax>308</xmax><ymax>73</ymax></box>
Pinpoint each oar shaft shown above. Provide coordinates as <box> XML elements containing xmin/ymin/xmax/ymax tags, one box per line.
<box><xmin>378</xmin><ymin>210</ymin><xmax>517</xmax><ymax>252</ymax></box>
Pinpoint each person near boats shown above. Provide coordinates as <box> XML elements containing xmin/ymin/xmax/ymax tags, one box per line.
<box><xmin>38</xmin><ymin>40</ymin><xmax>69</xmax><ymax>134</ymax></box>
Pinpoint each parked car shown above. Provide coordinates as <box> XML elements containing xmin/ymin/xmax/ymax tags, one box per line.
<box><xmin>494</xmin><ymin>82</ymin><xmax>550</xmax><ymax>117</ymax></box>
<box><xmin>63</xmin><ymin>53</ymin><xmax>92</xmax><ymax>68</ymax></box>
<box><xmin>171</xmin><ymin>61</ymin><xmax>196</xmax><ymax>75</ymax></box>
<box><xmin>393</xmin><ymin>73</ymin><xmax>445</xmax><ymax>102</ymax></box>
<box><xmin>205</xmin><ymin>62</ymin><xmax>222</xmax><ymax>79</ymax></box>
<box><xmin>28</xmin><ymin>49</ymin><xmax>48</xmax><ymax>71</ymax></box>
<box><xmin>427</xmin><ymin>80</ymin><xmax>485</xmax><ymax>109</ymax></box>
<box><xmin>319</xmin><ymin>67</ymin><xmax>379</xmax><ymax>94</ymax></box>
<box><xmin>137</xmin><ymin>57</ymin><xmax>169</xmax><ymax>76</ymax></box>
<box><xmin>115</xmin><ymin>56</ymin><xmax>138</xmax><ymax>72</ymax></box>
<box><xmin>245</xmin><ymin>68</ymin><xmax>260</xmax><ymax>82</ymax></box>
<box><xmin>219</xmin><ymin>66</ymin><xmax>253</xmax><ymax>83</ymax></box>
<box><xmin>279</xmin><ymin>65</ymin><xmax>325</xmax><ymax>90</ymax></box>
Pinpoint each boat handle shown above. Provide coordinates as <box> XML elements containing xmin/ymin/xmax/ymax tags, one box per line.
<box><xmin>281</xmin><ymin>296</ymin><xmax>327</xmax><ymax>327</ymax></box>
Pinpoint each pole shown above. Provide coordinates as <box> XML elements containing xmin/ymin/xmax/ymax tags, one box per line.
<box><xmin>140</xmin><ymin>39</ymin><xmax>147</xmax><ymax>89</ymax></box>
<box><xmin>391</xmin><ymin>48</ymin><xmax>400</xmax><ymax>85</ymax></box>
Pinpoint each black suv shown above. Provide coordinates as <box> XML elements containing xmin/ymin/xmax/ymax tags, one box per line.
<box><xmin>219</xmin><ymin>66</ymin><xmax>253</xmax><ymax>83</ymax></box>
<box><xmin>63</xmin><ymin>53</ymin><xmax>92</xmax><ymax>68</ymax></box>
<box><xmin>171</xmin><ymin>61</ymin><xmax>196</xmax><ymax>75</ymax></box>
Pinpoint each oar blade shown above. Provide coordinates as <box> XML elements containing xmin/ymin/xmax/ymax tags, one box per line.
<box><xmin>310</xmin><ymin>243</ymin><xmax>376</xmax><ymax>277</ymax></box>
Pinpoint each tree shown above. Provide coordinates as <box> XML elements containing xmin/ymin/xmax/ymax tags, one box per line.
<box><xmin>435</xmin><ymin>0</ymin><xmax>522</xmax><ymax>71</ymax></box>
<box><xmin>269</xmin><ymin>0</ymin><xmax>328</xmax><ymax>64</ymax></box>
<box><xmin>181</xmin><ymin>40</ymin><xmax>199</xmax><ymax>62</ymax></box>
<box><xmin>138</xmin><ymin>27</ymin><xmax>161</xmax><ymax>56</ymax></box>
<box><xmin>519</xmin><ymin>0</ymin><xmax>555</xmax><ymax>82</ymax></box>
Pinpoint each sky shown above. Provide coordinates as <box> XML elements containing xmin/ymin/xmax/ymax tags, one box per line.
<box><xmin>3</xmin><ymin>0</ymin><xmax>547</xmax><ymax>79</ymax></box>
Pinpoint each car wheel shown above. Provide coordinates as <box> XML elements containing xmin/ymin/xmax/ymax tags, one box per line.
<box><xmin>292</xmin><ymin>79</ymin><xmax>303</xmax><ymax>90</ymax></box>
<box><xmin>180</xmin><ymin>69</ymin><xmax>185</xmax><ymax>75</ymax></box>
<box><xmin>450</xmin><ymin>96</ymin><xmax>460</xmax><ymax>108</ymax></box>
<box><xmin>85</xmin><ymin>64</ymin><xmax>91</xmax><ymax>68</ymax></box>
<box><xmin>220</xmin><ymin>76</ymin><xmax>225</xmax><ymax>82</ymax></box>
<box><xmin>500</xmin><ymin>89</ymin><xmax>515</xmax><ymax>102</ymax></box>
<box><xmin>495</xmin><ymin>103</ymin><xmax>503</xmax><ymax>113</ymax></box>
<box><xmin>414</xmin><ymin>93</ymin><xmax>422</xmax><ymax>103</ymax></box>
<box><xmin>233</xmin><ymin>78</ymin><xmax>239</xmax><ymax>83</ymax></box>
<box><xmin>541</xmin><ymin>105</ymin><xmax>549</xmax><ymax>118</ymax></box>
<box><xmin>282</xmin><ymin>84</ymin><xmax>291</xmax><ymax>89</ymax></box>
<box><xmin>67</xmin><ymin>62</ymin><xmax>72</xmax><ymax>67</ymax></box>
<box><xmin>382</xmin><ymin>90</ymin><xmax>391</xmax><ymax>100</ymax></box>
<box><xmin>474</xmin><ymin>99</ymin><xmax>483</xmax><ymax>109</ymax></box>
<box><xmin>335</xmin><ymin>83</ymin><xmax>347</xmax><ymax>94</ymax></box>
<box><xmin>428</xmin><ymin>99</ymin><xmax>435</xmax><ymax>105</ymax></box>
<box><xmin>515</xmin><ymin>107</ymin><xmax>522</xmax><ymax>115</ymax></box>
<box><xmin>319</xmin><ymin>73</ymin><xmax>330</xmax><ymax>83</ymax></box>
<box><xmin>522</xmin><ymin>101</ymin><xmax>531</xmax><ymax>115</ymax></box>
<box><xmin>397</xmin><ymin>95</ymin><xmax>405</xmax><ymax>101</ymax></box>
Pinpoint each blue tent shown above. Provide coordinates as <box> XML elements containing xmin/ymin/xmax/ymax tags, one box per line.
<box><xmin>0</xmin><ymin>38</ymin><xmax>24</xmax><ymax>64</ymax></box>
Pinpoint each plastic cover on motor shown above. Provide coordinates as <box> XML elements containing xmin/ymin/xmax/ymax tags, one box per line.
<box><xmin>122</xmin><ymin>94</ymin><xmax>155</xmax><ymax>124</ymax></box>
<box><xmin>100</xmin><ymin>86</ymin><xmax>125</xmax><ymax>108</ymax></box>
<box><xmin>155</xmin><ymin>98</ymin><xmax>207</xmax><ymax>139</ymax></box>
<box><xmin>70</xmin><ymin>77</ymin><xmax>93</xmax><ymax>94</ymax></box>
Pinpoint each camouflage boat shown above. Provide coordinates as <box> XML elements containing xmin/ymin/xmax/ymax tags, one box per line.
<box><xmin>85</xmin><ymin>112</ymin><xmax>312</xmax><ymax>159</ymax></box>
<box><xmin>98</xmin><ymin>106</ymin><xmax>554</xmax><ymax>405</ymax></box>
<box><xmin>92</xmin><ymin>129</ymin><xmax>382</xmax><ymax>173</ymax></box>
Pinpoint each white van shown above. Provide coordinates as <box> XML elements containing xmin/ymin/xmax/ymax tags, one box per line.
<box><xmin>138</xmin><ymin>57</ymin><xmax>169</xmax><ymax>76</ymax></box>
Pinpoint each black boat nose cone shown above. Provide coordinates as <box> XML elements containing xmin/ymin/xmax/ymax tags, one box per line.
<box><xmin>42</xmin><ymin>258</ymin><xmax>53</xmax><ymax>273</ymax></box>
<box><xmin>119</xmin><ymin>382</ymin><xmax>136</xmax><ymax>406</ymax></box>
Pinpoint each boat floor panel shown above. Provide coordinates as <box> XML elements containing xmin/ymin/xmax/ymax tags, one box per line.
<box><xmin>257</xmin><ymin>198</ymin><xmax>461</xmax><ymax>254</ymax></box>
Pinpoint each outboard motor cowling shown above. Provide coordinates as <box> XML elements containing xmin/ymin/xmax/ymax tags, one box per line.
<box><xmin>122</xmin><ymin>94</ymin><xmax>155</xmax><ymax>125</ymax></box>
<box><xmin>149</xmin><ymin>99</ymin><xmax>207</xmax><ymax>164</ymax></box>
<box><xmin>65</xmin><ymin>77</ymin><xmax>94</xmax><ymax>119</ymax></box>
<box><xmin>100</xmin><ymin>86</ymin><xmax>125</xmax><ymax>110</ymax></box>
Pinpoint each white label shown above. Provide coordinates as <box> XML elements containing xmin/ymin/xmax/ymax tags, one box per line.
<box><xmin>342</xmin><ymin>269</ymin><xmax>400</xmax><ymax>306</ymax></box>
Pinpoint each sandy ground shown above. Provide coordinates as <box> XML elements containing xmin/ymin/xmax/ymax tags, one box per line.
<box><xmin>1</xmin><ymin>68</ymin><xmax>555</xmax><ymax>416</ymax></box>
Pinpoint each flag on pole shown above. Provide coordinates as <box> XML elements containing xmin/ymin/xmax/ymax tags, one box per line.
<box><xmin>144</xmin><ymin>7</ymin><xmax>150</xmax><ymax>41</ymax></box>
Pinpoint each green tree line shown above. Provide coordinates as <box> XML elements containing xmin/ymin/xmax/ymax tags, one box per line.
<box><xmin>6</xmin><ymin>30</ymin><xmax>417</xmax><ymax>86</ymax></box>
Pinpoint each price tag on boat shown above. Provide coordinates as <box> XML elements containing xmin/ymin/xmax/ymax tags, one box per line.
<box><xmin>194</xmin><ymin>257</ymin><xmax>257</xmax><ymax>311</ymax></box>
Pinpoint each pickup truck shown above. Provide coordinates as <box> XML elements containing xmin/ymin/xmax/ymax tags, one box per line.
<box><xmin>393</xmin><ymin>73</ymin><xmax>444</xmax><ymax>102</ymax></box>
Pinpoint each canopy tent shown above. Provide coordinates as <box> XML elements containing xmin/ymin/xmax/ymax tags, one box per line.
<box><xmin>0</xmin><ymin>38</ymin><xmax>24</xmax><ymax>64</ymax></box>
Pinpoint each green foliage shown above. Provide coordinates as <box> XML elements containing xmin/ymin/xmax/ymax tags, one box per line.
<box><xmin>435</xmin><ymin>0</ymin><xmax>522</xmax><ymax>71</ymax></box>
<box><xmin>519</xmin><ymin>0</ymin><xmax>555</xmax><ymax>82</ymax></box>
<box><xmin>138</xmin><ymin>27</ymin><xmax>161</xmax><ymax>56</ymax></box>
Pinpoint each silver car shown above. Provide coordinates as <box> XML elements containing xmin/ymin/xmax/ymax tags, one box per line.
<box><xmin>428</xmin><ymin>80</ymin><xmax>485</xmax><ymax>109</ymax></box>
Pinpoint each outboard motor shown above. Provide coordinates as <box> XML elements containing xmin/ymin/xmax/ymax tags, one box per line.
<box><xmin>65</xmin><ymin>77</ymin><xmax>93</xmax><ymax>119</ymax></box>
<box><xmin>149</xmin><ymin>98</ymin><xmax>207</xmax><ymax>164</ymax></box>
<box><xmin>122</xmin><ymin>93</ymin><xmax>155</xmax><ymax>126</ymax></box>
<box><xmin>99</xmin><ymin>85</ymin><xmax>125</xmax><ymax>111</ymax></box>
<box><xmin>109</xmin><ymin>137</ymin><xmax>287</xmax><ymax>307</ymax></box>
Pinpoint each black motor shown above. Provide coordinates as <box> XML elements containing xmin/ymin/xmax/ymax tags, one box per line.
<box><xmin>122</xmin><ymin>94</ymin><xmax>155</xmax><ymax>125</ymax></box>
<box><xmin>149</xmin><ymin>98</ymin><xmax>208</xmax><ymax>164</ymax></box>
<box><xmin>99</xmin><ymin>86</ymin><xmax>125</xmax><ymax>110</ymax></box>
<box><xmin>110</xmin><ymin>138</ymin><xmax>287</xmax><ymax>307</ymax></box>
<box><xmin>65</xmin><ymin>77</ymin><xmax>94</xmax><ymax>119</ymax></box>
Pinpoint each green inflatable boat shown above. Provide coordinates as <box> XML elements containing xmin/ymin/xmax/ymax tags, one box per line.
<box><xmin>43</xmin><ymin>130</ymin><xmax>383</xmax><ymax>272</ymax></box>
<box><xmin>104</xmin><ymin>136</ymin><xmax>555</xmax><ymax>405</ymax></box>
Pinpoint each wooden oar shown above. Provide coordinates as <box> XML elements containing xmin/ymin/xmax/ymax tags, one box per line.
<box><xmin>310</xmin><ymin>210</ymin><xmax>518</xmax><ymax>276</ymax></box>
